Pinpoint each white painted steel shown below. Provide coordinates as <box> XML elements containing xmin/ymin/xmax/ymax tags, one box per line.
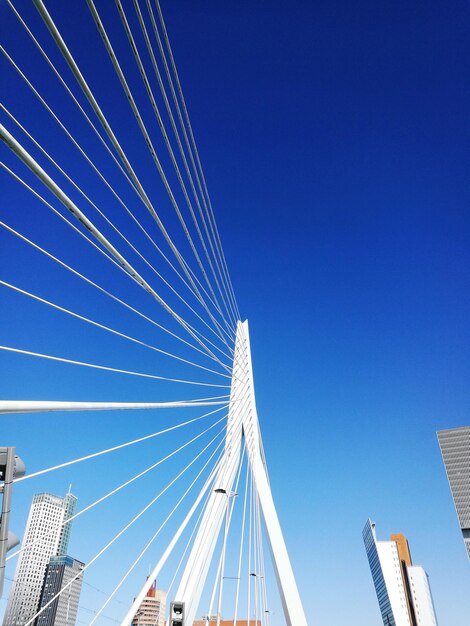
<box><xmin>171</xmin><ymin>321</ymin><xmax>247</xmax><ymax>625</ymax></box>
<box><xmin>242</xmin><ymin>321</ymin><xmax>307</xmax><ymax>626</ymax></box>
<box><xmin>117</xmin><ymin>460</ymin><xmax>220</xmax><ymax>626</ymax></box>
<box><xmin>169</xmin><ymin>320</ymin><xmax>307</xmax><ymax>626</ymax></box>
<box><xmin>0</xmin><ymin>123</ymin><xmax>230</xmax><ymax>369</ymax></box>
<box><xmin>0</xmin><ymin>400</ymin><xmax>228</xmax><ymax>415</ymax></box>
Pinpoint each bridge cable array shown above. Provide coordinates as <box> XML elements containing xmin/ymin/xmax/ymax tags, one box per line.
<box><xmin>0</xmin><ymin>1</ymin><xmax>281</xmax><ymax>625</ymax></box>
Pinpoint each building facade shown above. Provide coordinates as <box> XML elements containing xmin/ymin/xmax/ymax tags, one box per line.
<box><xmin>35</xmin><ymin>556</ymin><xmax>84</xmax><ymax>626</ymax></box>
<box><xmin>363</xmin><ymin>519</ymin><xmax>438</xmax><ymax>626</ymax></box>
<box><xmin>437</xmin><ymin>426</ymin><xmax>470</xmax><ymax>559</ymax></box>
<box><xmin>407</xmin><ymin>566</ymin><xmax>439</xmax><ymax>626</ymax></box>
<box><xmin>2</xmin><ymin>491</ymin><xmax>77</xmax><ymax>626</ymax></box>
<box><xmin>193</xmin><ymin>615</ymin><xmax>261</xmax><ymax>626</ymax></box>
<box><xmin>131</xmin><ymin>580</ymin><xmax>166</xmax><ymax>626</ymax></box>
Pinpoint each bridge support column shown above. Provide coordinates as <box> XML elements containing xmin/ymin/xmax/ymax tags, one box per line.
<box><xmin>172</xmin><ymin>320</ymin><xmax>307</xmax><ymax>626</ymax></box>
<box><xmin>124</xmin><ymin>321</ymin><xmax>307</xmax><ymax>626</ymax></box>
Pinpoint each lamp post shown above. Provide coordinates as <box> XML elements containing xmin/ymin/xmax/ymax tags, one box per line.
<box><xmin>249</xmin><ymin>574</ymin><xmax>258</xmax><ymax>626</ymax></box>
<box><xmin>214</xmin><ymin>488</ymin><xmax>237</xmax><ymax>626</ymax></box>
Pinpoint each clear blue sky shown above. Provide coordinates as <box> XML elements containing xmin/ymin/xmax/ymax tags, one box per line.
<box><xmin>1</xmin><ymin>1</ymin><xmax>470</xmax><ymax>625</ymax></box>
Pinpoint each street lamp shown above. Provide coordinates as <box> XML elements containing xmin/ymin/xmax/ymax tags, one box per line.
<box><xmin>249</xmin><ymin>573</ymin><xmax>258</xmax><ymax>626</ymax></box>
<box><xmin>214</xmin><ymin>488</ymin><xmax>237</xmax><ymax>626</ymax></box>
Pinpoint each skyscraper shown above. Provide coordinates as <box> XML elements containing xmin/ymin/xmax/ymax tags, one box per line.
<box><xmin>131</xmin><ymin>579</ymin><xmax>166</xmax><ymax>626</ymax></box>
<box><xmin>363</xmin><ymin>519</ymin><xmax>438</xmax><ymax>626</ymax></box>
<box><xmin>35</xmin><ymin>556</ymin><xmax>84</xmax><ymax>626</ymax></box>
<box><xmin>437</xmin><ymin>426</ymin><xmax>470</xmax><ymax>560</ymax></box>
<box><xmin>2</xmin><ymin>491</ymin><xmax>77</xmax><ymax>626</ymax></box>
<box><xmin>193</xmin><ymin>616</ymin><xmax>261</xmax><ymax>626</ymax></box>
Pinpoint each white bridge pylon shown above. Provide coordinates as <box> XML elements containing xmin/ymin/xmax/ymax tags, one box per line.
<box><xmin>122</xmin><ymin>320</ymin><xmax>307</xmax><ymax>626</ymax></box>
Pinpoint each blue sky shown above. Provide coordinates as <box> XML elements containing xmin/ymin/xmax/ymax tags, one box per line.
<box><xmin>1</xmin><ymin>1</ymin><xmax>470</xmax><ymax>625</ymax></box>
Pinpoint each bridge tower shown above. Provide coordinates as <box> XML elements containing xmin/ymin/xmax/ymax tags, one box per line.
<box><xmin>122</xmin><ymin>321</ymin><xmax>307</xmax><ymax>626</ymax></box>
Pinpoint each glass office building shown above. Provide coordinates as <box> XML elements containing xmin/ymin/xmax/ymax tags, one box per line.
<box><xmin>363</xmin><ymin>519</ymin><xmax>438</xmax><ymax>626</ymax></box>
<box><xmin>35</xmin><ymin>556</ymin><xmax>84</xmax><ymax>626</ymax></box>
<box><xmin>2</xmin><ymin>491</ymin><xmax>77</xmax><ymax>626</ymax></box>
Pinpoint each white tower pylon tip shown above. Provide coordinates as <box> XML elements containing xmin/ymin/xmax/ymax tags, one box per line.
<box><xmin>123</xmin><ymin>322</ymin><xmax>307</xmax><ymax>626</ymax></box>
<box><xmin>172</xmin><ymin>321</ymin><xmax>307</xmax><ymax>626</ymax></box>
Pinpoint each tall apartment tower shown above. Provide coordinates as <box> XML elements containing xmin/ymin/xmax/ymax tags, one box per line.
<box><xmin>363</xmin><ymin>519</ymin><xmax>438</xmax><ymax>626</ymax></box>
<box><xmin>131</xmin><ymin>579</ymin><xmax>166</xmax><ymax>626</ymax></box>
<box><xmin>2</xmin><ymin>491</ymin><xmax>77</xmax><ymax>626</ymax></box>
<box><xmin>35</xmin><ymin>556</ymin><xmax>85</xmax><ymax>626</ymax></box>
<box><xmin>437</xmin><ymin>426</ymin><xmax>470</xmax><ymax>559</ymax></box>
<box><xmin>193</xmin><ymin>621</ymin><xmax>261</xmax><ymax>626</ymax></box>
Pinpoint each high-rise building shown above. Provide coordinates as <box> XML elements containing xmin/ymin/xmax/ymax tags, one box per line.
<box><xmin>131</xmin><ymin>579</ymin><xmax>166</xmax><ymax>626</ymax></box>
<box><xmin>437</xmin><ymin>426</ymin><xmax>470</xmax><ymax>560</ymax></box>
<box><xmin>2</xmin><ymin>491</ymin><xmax>77</xmax><ymax>626</ymax></box>
<box><xmin>34</xmin><ymin>556</ymin><xmax>84</xmax><ymax>626</ymax></box>
<box><xmin>193</xmin><ymin>615</ymin><xmax>261</xmax><ymax>626</ymax></box>
<box><xmin>363</xmin><ymin>519</ymin><xmax>438</xmax><ymax>626</ymax></box>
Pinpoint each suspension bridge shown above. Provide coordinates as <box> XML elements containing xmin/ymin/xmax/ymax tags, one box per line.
<box><xmin>0</xmin><ymin>2</ymin><xmax>307</xmax><ymax>625</ymax></box>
